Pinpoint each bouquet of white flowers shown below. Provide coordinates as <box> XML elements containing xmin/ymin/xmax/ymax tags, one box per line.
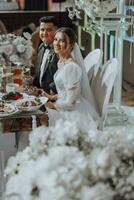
<box><xmin>4</xmin><ymin>117</ymin><xmax>134</xmax><ymax>200</ymax></box>
<box><xmin>0</xmin><ymin>33</ymin><xmax>33</xmax><ymax>67</ymax></box>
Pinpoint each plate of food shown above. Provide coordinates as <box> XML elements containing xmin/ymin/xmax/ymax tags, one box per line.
<box><xmin>15</xmin><ymin>99</ymin><xmax>31</xmax><ymax>111</ymax></box>
<box><xmin>0</xmin><ymin>101</ymin><xmax>18</xmax><ymax>117</ymax></box>
<box><xmin>2</xmin><ymin>92</ymin><xmax>23</xmax><ymax>102</ymax></box>
<box><xmin>28</xmin><ymin>98</ymin><xmax>44</xmax><ymax>112</ymax></box>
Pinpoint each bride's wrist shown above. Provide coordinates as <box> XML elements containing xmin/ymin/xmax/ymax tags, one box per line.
<box><xmin>52</xmin><ymin>94</ymin><xmax>58</xmax><ymax>101</ymax></box>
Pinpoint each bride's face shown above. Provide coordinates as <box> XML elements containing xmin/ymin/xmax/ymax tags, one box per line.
<box><xmin>53</xmin><ymin>32</ymin><xmax>73</xmax><ymax>57</ymax></box>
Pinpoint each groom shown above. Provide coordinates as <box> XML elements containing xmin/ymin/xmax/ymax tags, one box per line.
<box><xmin>33</xmin><ymin>16</ymin><xmax>59</xmax><ymax>93</ymax></box>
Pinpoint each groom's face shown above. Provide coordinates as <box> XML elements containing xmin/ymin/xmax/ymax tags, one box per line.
<box><xmin>39</xmin><ymin>22</ymin><xmax>57</xmax><ymax>45</ymax></box>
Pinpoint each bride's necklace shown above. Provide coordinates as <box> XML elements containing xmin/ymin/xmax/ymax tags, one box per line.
<box><xmin>59</xmin><ymin>57</ymin><xmax>73</xmax><ymax>65</ymax></box>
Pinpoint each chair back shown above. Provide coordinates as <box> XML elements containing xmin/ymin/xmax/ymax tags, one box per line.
<box><xmin>0</xmin><ymin>133</ymin><xmax>16</xmax><ymax>164</ymax></box>
<box><xmin>0</xmin><ymin>133</ymin><xmax>16</xmax><ymax>198</ymax></box>
<box><xmin>91</xmin><ymin>58</ymin><xmax>118</xmax><ymax>115</ymax></box>
<box><xmin>84</xmin><ymin>49</ymin><xmax>103</xmax><ymax>83</ymax></box>
<box><xmin>0</xmin><ymin>150</ymin><xmax>5</xmax><ymax>198</ymax></box>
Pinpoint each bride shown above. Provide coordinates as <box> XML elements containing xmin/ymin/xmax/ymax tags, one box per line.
<box><xmin>44</xmin><ymin>27</ymin><xmax>99</xmax><ymax>132</ymax></box>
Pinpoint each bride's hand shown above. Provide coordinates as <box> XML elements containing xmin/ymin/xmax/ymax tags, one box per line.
<box><xmin>45</xmin><ymin>101</ymin><xmax>56</xmax><ymax>109</ymax></box>
<box><xmin>42</xmin><ymin>91</ymin><xmax>57</xmax><ymax>101</ymax></box>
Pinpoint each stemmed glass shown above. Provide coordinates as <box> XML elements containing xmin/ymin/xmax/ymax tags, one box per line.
<box><xmin>0</xmin><ymin>150</ymin><xmax>5</xmax><ymax>199</ymax></box>
<box><xmin>0</xmin><ymin>67</ymin><xmax>4</xmax><ymax>94</ymax></box>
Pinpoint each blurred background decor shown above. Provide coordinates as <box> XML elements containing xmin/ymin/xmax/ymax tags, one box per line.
<box><xmin>0</xmin><ymin>32</ymin><xmax>33</xmax><ymax>67</ymax></box>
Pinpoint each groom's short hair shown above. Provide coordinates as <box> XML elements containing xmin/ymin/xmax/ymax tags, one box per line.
<box><xmin>39</xmin><ymin>16</ymin><xmax>59</xmax><ymax>28</ymax></box>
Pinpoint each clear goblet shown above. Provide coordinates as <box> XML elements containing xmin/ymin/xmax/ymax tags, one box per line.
<box><xmin>0</xmin><ymin>67</ymin><xmax>4</xmax><ymax>93</ymax></box>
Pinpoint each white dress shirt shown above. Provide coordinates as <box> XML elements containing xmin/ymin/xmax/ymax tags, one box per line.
<box><xmin>39</xmin><ymin>48</ymin><xmax>50</xmax><ymax>86</ymax></box>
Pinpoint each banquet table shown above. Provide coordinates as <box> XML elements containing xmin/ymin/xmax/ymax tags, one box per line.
<box><xmin>0</xmin><ymin>87</ymin><xmax>49</xmax><ymax>149</ymax></box>
<box><xmin>0</xmin><ymin>108</ymin><xmax>48</xmax><ymax>148</ymax></box>
<box><xmin>0</xmin><ymin>109</ymin><xmax>48</xmax><ymax>129</ymax></box>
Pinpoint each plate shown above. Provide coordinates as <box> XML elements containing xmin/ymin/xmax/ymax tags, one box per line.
<box><xmin>0</xmin><ymin>102</ymin><xmax>18</xmax><ymax>117</ymax></box>
<box><xmin>2</xmin><ymin>92</ymin><xmax>23</xmax><ymax>102</ymax></box>
<box><xmin>27</xmin><ymin>98</ymin><xmax>44</xmax><ymax>112</ymax></box>
<box><xmin>14</xmin><ymin>97</ymin><xmax>48</xmax><ymax>112</ymax></box>
<box><xmin>27</xmin><ymin>96</ymin><xmax>48</xmax><ymax>112</ymax></box>
<box><xmin>15</xmin><ymin>99</ymin><xmax>31</xmax><ymax>111</ymax></box>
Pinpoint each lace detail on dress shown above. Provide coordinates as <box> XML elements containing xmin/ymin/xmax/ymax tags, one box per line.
<box><xmin>57</xmin><ymin>57</ymin><xmax>74</xmax><ymax>69</ymax></box>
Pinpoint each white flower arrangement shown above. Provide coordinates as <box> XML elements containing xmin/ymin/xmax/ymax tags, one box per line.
<box><xmin>4</xmin><ymin>117</ymin><xmax>134</xmax><ymax>200</ymax></box>
<box><xmin>68</xmin><ymin>0</ymin><xmax>118</xmax><ymax>35</ymax></box>
<box><xmin>70</xmin><ymin>0</ymin><xmax>118</xmax><ymax>19</ymax></box>
<box><xmin>0</xmin><ymin>33</ymin><xmax>33</xmax><ymax>67</ymax></box>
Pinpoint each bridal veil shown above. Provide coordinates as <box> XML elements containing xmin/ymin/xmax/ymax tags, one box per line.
<box><xmin>72</xmin><ymin>43</ymin><xmax>99</xmax><ymax>120</ymax></box>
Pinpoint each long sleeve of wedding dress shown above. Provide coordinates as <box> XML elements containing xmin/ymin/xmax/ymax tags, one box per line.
<box><xmin>54</xmin><ymin>83</ymin><xmax>81</xmax><ymax>110</ymax></box>
<box><xmin>54</xmin><ymin>62</ymin><xmax>82</xmax><ymax>110</ymax></box>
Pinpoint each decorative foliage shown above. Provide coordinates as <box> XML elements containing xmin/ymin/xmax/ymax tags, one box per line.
<box><xmin>0</xmin><ymin>33</ymin><xmax>33</xmax><ymax>67</ymax></box>
<box><xmin>4</xmin><ymin>117</ymin><xmax>134</xmax><ymax>200</ymax></box>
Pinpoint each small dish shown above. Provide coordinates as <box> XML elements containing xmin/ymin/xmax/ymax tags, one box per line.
<box><xmin>28</xmin><ymin>98</ymin><xmax>43</xmax><ymax>112</ymax></box>
<box><xmin>15</xmin><ymin>99</ymin><xmax>31</xmax><ymax>111</ymax></box>
<box><xmin>0</xmin><ymin>102</ymin><xmax>18</xmax><ymax>117</ymax></box>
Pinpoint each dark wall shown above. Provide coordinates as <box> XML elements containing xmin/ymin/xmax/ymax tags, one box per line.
<box><xmin>123</xmin><ymin>41</ymin><xmax>134</xmax><ymax>85</ymax></box>
<box><xmin>24</xmin><ymin>0</ymin><xmax>48</xmax><ymax>11</ymax></box>
<box><xmin>0</xmin><ymin>11</ymin><xmax>73</xmax><ymax>33</ymax></box>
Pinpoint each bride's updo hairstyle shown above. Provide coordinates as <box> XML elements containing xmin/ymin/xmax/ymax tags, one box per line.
<box><xmin>55</xmin><ymin>27</ymin><xmax>77</xmax><ymax>46</ymax></box>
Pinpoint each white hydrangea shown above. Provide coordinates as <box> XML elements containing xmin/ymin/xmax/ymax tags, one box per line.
<box><xmin>4</xmin><ymin>147</ymin><xmax>33</xmax><ymax>178</ymax></box>
<box><xmin>29</xmin><ymin>126</ymin><xmax>53</xmax><ymax>156</ymax></box>
<box><xmin>80</xmin><ymin>183</ymin><xmax>115</xmax><ymax>200</ymax></box>
<box><xmin>4</xmin><ymin>118</ymin><xmax>134</xmax><ymax>200</ymax></box>
<box><xmin>1</xmin><ymin>44</ymin><xmax>13</xmax><ymax>56</ymax></box>
<box><xmin>0</xmin><ymin>33</ymin><xmax>33</xmax><ymax>67</ymax></box>
<box><xmin>88</xmin><ymin>147</ymin><xmax>120</xmax><ymax>180</ymax></box>
<box><xmin>16</xmin><ymin>44</ymin><xmax>26</xmax><ymax>53</ymax></box>
<box><xmin>52</xmin><ymin>118</ymin><xmax>79</xmax><ymax>145</ymax></box>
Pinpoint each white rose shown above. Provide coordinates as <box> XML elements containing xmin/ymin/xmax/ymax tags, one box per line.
<box><xmin>17</xmin><ymin>44</ymin><xmax>25</xmax><ymax>53</ymax></box>
<box><xmin>3</xmin><ymin>44</ymin><xmax>13</xmax><ymax>56</ymax></box>
<box><xmin>9</xmin><ymin>54</ymin><xmax>19</xmax><ymax>63</ymax></box>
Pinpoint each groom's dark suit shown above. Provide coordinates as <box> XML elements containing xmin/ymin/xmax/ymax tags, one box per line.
<box><xmin>33</xmin><ymin>43</ymin><xmax>58</xmax><ymax>93</ymax></box>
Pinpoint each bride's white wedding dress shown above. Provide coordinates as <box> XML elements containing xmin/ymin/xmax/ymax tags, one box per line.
<box><xmin>47</xmin><ymin>58</ymin><xmax>99</xmax><ymax>132</ymax></box>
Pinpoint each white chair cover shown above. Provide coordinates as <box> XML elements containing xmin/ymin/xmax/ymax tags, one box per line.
<box><xmin>91</xmin><ymin>58</ymin><xmax>118</xmax><ymax>115</ymax></box>
<box><xmin>84</xmin><ymin>49</ymin><xmax>103</xmax><ymax>83</ymax></box>
<box><xmin>101</xmin><ymin>58</ymin><xmax>118</xmax><ymax>113</ymax></box>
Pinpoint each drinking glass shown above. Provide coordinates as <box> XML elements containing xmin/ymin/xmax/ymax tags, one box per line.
<box><xmin>0</xmin><ymin>150</ymin><xmax>5</xmax><ymax>199</ymax></box>
<box><xmin>0</xmin><ymin>67</ymin><xmax>4</xmax><ymax>92</ymax></box>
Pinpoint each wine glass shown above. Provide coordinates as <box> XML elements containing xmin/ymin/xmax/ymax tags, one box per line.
<box><xmin>0</xmin><ymin>150</ymin><xmax>5</xmax><ymax>199</ymax></box>
<box><xmin>0</xmin><ymin>67</ymin><xmax>4</xmax><ymax>93</ymax></box>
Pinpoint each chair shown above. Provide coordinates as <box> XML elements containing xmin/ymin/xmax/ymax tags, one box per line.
<box><xmin>91</xmin><ymin>58</ymin><xmax>118</xmax><ymax>116</ymax></box>
<box><xmin>0</xmin><ymin>20</ymin><xmax>7</xmax><ymax>34</ymax></box>
<box><xmin>0</xmin><ymin>133</ymin><xmax>17</xmax><ymax>164</ymax></box>
<box><xmin>0</xmin><ymin>150</ymin><xmax>5</xmax><ymax>198</ymax></box>
<box><xmin>0</xmin><ymin>133</ymin><xmax>17</xmax><ymax>198</ymax></box>
<box><xmin>84</xmin><ymin>49</ymin><xmax>103</xmax><ymax>83</ymax></box>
